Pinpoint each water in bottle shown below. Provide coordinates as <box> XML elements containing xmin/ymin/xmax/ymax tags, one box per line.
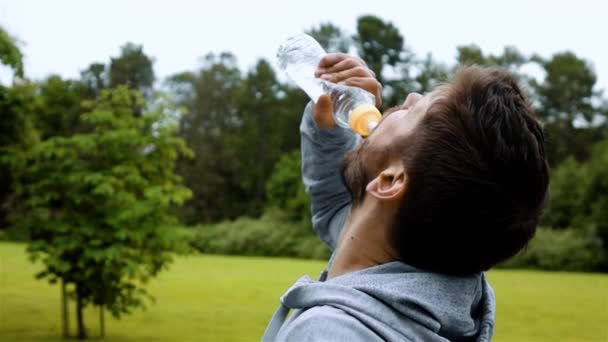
<box><xmin>276</xmin><ymin>34</ymin><xmax>381</xmax><ymax>136</ymax></box>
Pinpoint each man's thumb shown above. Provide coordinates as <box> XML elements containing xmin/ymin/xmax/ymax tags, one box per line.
<box><xmin>313</xmin><ymin>94</ymin><xmax>336</xmax><ymax>129</ymax></box>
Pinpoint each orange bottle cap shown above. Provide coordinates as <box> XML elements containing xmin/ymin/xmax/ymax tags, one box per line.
<box><xmin>349</xmin><ymin>104</ymin><xmax>382</xmax><ymax>136</ymax></box>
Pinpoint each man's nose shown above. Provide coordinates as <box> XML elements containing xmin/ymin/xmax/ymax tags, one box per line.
<box><xmin>402</xmin><ymin>93</ymin><xmax>422</xmax><ymax>110</ymax></box>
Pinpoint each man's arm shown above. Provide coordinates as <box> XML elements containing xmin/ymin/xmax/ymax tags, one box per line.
<box><xmin>301</xmin><ymin>54</ymin><xmax>383</xmax><ymax>250</ymax></box>
<box><xmin>301</xmin><ymin>102</ymin><xmax>359</xmax><ymax>250</ymax></box>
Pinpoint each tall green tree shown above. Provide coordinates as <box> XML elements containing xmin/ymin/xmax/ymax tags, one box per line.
<box><xmin>354</xmin><ymin>15</ymin><xmax>405</xmax><ymax>83</ymax></box>
<box><xmin>307</xmin><ymin>23</ymin><xmax>351</xmax><ymax>53</ymax></box>
<box><xmin>232</xmin><ymin>59</ymin><xmax>288</xmax><ymax>215</ymax></box>
<box><xmin>80</xmin><ymin>62</ymin><xmax>108</xmax><ymax>98</ymax></box>
<box><xmin>353</xmin><ymin>15</ymin><xmax>415</xmax><ymax>108</ymax></box>
<box><xmin>109</xmin><ymin>43</ymin><xmax>155</xmax><ymax>97</ymax></box>
<box><xmin>8</xmin><ymin>87</ymin><xmax>192</xmax><ymax>339</ymax></box>
<box><xmin>542</xmin><ymin>138</ymin><xmax>608</xmax><ymax>270</ymax></box>
<box><xmin>0</xmin><ymin>27</ymin><xmax>24</xmax><ymax>78</ymax></box>
<box><xmin>532</xmin><ymin>51</ymin><xmax>606</xmax><ymax>165</ymax></box>
<box><xmin>0</xmin><ymin>27</ymin><xmax>33</xmax><ymax>230</ymax></box>
<box><xmin>456</xmin><ymin>44</ymin><xmax>527</xmax><ymax>71</ymax></box>
<box><xmin>170</xmin><ymin>52</ymin><xmax>244</xmax><ymax>223</ymax></box>
<box><xmin>266</xmin><ymin>149</ymin><xmax>311</xmax><ymax>223</ymax></box>
<box><xmin>413</xmin><ymin>53</ymin><xmax>450</xmax><ymax>94</ymax></box>
<box><xmin>35</xmin><ymin>75</ymin><xmax>87</xmax><ymax>139</ymax></box>
<box><xmin>0</xmin><ymin>83</ymin><xmax>37</xmax><ymax>230</ymax></box>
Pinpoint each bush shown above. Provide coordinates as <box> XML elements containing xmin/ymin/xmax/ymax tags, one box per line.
<box><xmin>189</xmin><ymin>210</ymin><xmax>330</xmax><ymax>260</ymax></box>
<box><xmin>540</xmin><ymin>138</ymin><xmax>608</xmax><ymax>271</ymax></box>
<box><xmin>266</xmin><ymin>150</ymin><xmax>311</xmax><ymax>222</ymax></box>
<box><xmin>501</xmin><ymin>227</ymin><xmax>605</xmax><ymax>272</ymax></box>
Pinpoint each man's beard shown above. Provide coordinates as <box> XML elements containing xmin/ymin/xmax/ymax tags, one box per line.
<box><xmin>341</xmin><ymin>140</ymin><xmax>388</xmax><ymax>207</ymax></box>
<box><xmin>341</xmin><ymin>147</ymin><xmax>368</xmax><ymax>207</ymax></box>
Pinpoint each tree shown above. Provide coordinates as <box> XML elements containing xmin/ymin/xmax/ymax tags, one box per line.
<box><xmin>8</xmin><ymin>86</ymin><xmax>192</xmax><ymax>339</ymax></box>
<box><xmin>384</xmin><ymin>52</ymin><xmax>449</xmax><ymax>107</ymax></box>
<box><xmin>35</xmin><ymin>75</ymin><xmax>87</xmax><ymax>139</ymax></box>
<box><xmin>541</xmin><ymin>138</ymin><xmax>608</xmax><ymax>270</ymax></box>
<box><xmin>170</xmin><ymin>52</ymin><xmax>244</xmax><ymax>223</ymax></box>
<box><xmin>80</xmin><ymin>62</ymin><xmax>108</xmax><ymax>98</ymax></box>
<box><xmin>266</xmin><ymin>150</ymin><xmax>311</xmax><ymax>223</ymax></box>
<box><xmin>353</xmin><ymin>15</ymin><xmax>415</xmax><ymax>108</ymax></box>
<box><xmin>0</xmin><ymin>27</ymin><xmax>24</xmax><ymax>77</ymax></box>
<box><xmin>307</xmin><ymin>23</ymin><xmax>351</xmax><ymax>53</ymax></box>
<box><xmin>355</xmin><ymin>15</ymin><xmax>405</xmax><ymax>83</ymax></box>
<box><xmin>109</xmin><ymin>43</ymin><xmax>155</xmax><ymax>97</ymax></box>
<box><xmin>456</xmin><ymin>44</ymin><xmax>527</xmax><ymax>71</ymax></box>
<box><xmin>0</xmin><ymin>83</ymin><xmax>37</xmax><ymax>230</ymax></box>
<box><xmin>456</xmin><ymin>44</ymin><xmax>487</xmax><ymax>66</ymax></box>
<box><xmin>586</xmin><ymin>139</ymin><xmax>608</xmax><ymax>267</ymax></box>
<box><xmin>169</xmin><ymin>52</ymin><xmax>307</xmax><ymax>224</ymax></box>
<box><xmin>0</xmin><ymin>27</ymin><xmax>34</xmax><ymax>230</ymax></box>
<box><xmin>413</xmin><ymin>53</ymin><xmax>450</xmax><ymax>94</ymax></box>
<box><xmin>532</xmin><ymin>51</ymin><xmax>606</xmax><ymax>165</ymax></box>
<box><xmin>231</xmin><ymin>59</ymin><xmax>290</xmax><ymax>216</ymax></box>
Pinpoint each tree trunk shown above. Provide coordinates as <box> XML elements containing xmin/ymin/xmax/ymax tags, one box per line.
<box><xmin>76</xmin><ymin>284</ymin><xmax>86</xmax><ymax>340</ymax></box>
<box><xmin>99</xmin><ymin>305</ymin><xmax>105</xmax><ymax>338</ymax></box>
<box><xmin>61</xmin><ymin>280</ymin><xmax>69</xmax><ymax>339</ymax></box>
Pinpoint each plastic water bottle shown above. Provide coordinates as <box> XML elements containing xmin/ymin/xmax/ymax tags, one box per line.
<box><xmin>276</xmin><ymin>34</ymin><xmax>381</xmax><ymax>136</ymax></box>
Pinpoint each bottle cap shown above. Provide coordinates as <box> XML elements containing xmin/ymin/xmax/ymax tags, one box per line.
<box><xmin>349</xmin><ymin>104</ymin><xmax>382</xmax><ymax>136</ymax></box>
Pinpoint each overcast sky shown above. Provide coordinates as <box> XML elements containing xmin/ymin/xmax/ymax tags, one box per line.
<box><xmin>1</xmin><ymin>0</ymin><xmax>607</xmax><ymax>92</ymax></box>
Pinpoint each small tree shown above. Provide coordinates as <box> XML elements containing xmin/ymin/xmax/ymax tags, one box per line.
<box><xmin>9</xmin><ymin>86</ymin><xmax>192</xmax><ymax>339</ymax></box>
<box><xmin>265</xmin><ymin>150</ymin><xmax>311</xmax><ymax>224</ymax></box>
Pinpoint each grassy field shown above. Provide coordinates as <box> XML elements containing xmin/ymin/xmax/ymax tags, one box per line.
<box><xmin>1</xmin><ymin>242</ymin><xmax>607</xmax><ymax>341</ymax></box>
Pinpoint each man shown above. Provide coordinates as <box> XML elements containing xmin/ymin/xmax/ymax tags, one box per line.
<box><xmin>262</xmin><ymin>54</ymin><xmax>549</xmax><ymax>341</ymax></box>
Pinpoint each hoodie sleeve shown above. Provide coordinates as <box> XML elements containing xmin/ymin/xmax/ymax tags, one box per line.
<box><xmin>300</xmin><ymin>102</ymin><xmax>360</xmax><ymax>250</ymax></box>
<box><xmin>275</xmin><ymin>306</ymin><xmax>384</xmax><ymax>342</ymax></box>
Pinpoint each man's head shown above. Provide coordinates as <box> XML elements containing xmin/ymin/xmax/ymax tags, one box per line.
<box><xmin>342</xmin><ymin>65</ymin><xmax>550</xmax><ymax>275</ymax></box>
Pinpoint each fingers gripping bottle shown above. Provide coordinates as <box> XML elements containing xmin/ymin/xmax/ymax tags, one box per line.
<box><xmin>276</xmin><ymin>34</ymin><xmax>381</xmax><ymax>136</ymax></box>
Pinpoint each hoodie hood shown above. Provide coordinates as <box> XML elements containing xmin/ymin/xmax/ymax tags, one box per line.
<box><xmin>262</xmin><ymin>261</ymin><xmax>495</xmax><ymax>341</ymax></box>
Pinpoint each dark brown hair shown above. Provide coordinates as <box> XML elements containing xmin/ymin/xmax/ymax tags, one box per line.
<box><xmin>393</xmin><ymin>65</ymin><xmax>550</xmax><ymax>275</ymax></box>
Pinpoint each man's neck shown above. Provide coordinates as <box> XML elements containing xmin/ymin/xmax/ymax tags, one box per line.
<box><xmin>327</xmin><ymin>203</ymin><xmax>399</xmax><ymax>279</ymax></box>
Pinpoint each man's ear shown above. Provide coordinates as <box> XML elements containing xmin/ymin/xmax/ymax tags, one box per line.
<box><xmin>366</xmin><ymin>163</ymin><xmax>407</xmax><ymax>202</ymax></box>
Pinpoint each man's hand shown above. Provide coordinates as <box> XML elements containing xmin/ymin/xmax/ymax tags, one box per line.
<box><xmin>313</xmin><ymin>53</ymin><xmax>382</xmax><ymax>129</ymax></box>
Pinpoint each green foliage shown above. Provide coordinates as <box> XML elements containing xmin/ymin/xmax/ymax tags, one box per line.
<box><xmin>501</xmin><ymin>227</ymin><xmax>605</xmax><ymax>272</ymax></box>
<box><xmin>0</xmin><ymin>27</ymin><xmax>24</xmax><ymax>77</ymax></box>
<box><xmin>355</xmin><ymin>15</ymin><xmax>405</xmax><ymax>83</ymax></box>
<box><xmin>532</xmin><ymin>51</ymin><xmax>606</xmax><ymax>164</ymax></box>
<box><xmin>456</xmin><ymin>45</ymin><xmax>527</xmax><ymax>71</ymax></box>
<box><xmin>7</xmin><ymin>87</ymin><xmax>192</xmax><ymax>323</ymax></box>
<box><xmin>412</xmin><ymin>53</ymin><xmax>450</xmax><ymax>94</ymax></box>
<box><xmin>307</xmin><ymin>23</ymin><xmax>351</xmax><ymax>53</ymax></box>
<box><xmin>584</xmin><ymin>139</ymin><xmax>608</xmax><ymax>257</ymax></box>
<box><xmin>0</xmin><ymin>29</ymin><xmax>31</xmax><ymax>229</ymax></box>
<box><xmin>171</xmin><ymin>54</ymin><xmax>306</xmax><ymax>224</ymax></box>
<box><xmin>189</xmin><ymin>210</ymin><xmax>330</xmax><ymax>260</ymax></box>
<box><xmin>109</xmin><ymin>43</ymin><xmax>155</xmax><ymax>97</ymax></box>
<box><xmin>169</xmin><ymin>52</ymin><xmax>245</xmax><ymax>223</ymax></box>
<box><xmin>541</xmin><ymin>138</ymin><xmax>608</xmax><ymax>269</ymax></box>
<box><xmin>0</xmin><ymin>82</ymin><xmax>38</xmax><ymax>229</ymax></box>
<box><xmin>1</xmin><ymin>16</ymin><xmax>607</xmax><ymax>277</ymax></box>
<box><xmin>35</xmin><ymin>75</ymin><xmax>88</xmax><ymax>139</ymax></box>
<box><xmin>266</xmin><ymin>150</ymin><xmax>311</xmax><ymax>223</ymax></box>
<box><xmin>543</xmin><ymin>156</ymin><xmax>591</xmax><ymax>229</ymax></box>
<box><xmin>80</xmin><ymin>62</ymin><xmax>108</xmax><ymax>98</ymax></box>
<box><xmin>230</xmin><ymin>60</ymin><xmax>288</xmax><ymax>215</ymax></box>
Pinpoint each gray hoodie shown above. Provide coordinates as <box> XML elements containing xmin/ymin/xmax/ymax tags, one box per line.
<box><xmin>262</xmin><ymin>103</ymin><xmax>496</xmax><ymax>341</ymax></box>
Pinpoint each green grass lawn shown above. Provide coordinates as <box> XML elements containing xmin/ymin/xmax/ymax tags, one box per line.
<box><xmin>1</xmin><ymin>242</ymin><xmax>607</xmax><ymax>341</ymax></box>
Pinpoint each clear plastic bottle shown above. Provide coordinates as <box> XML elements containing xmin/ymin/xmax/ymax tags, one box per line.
<box><xmin>276</xmin><ymin>34</ymin><xmax>381</xmax><ymax>136</ymax></box>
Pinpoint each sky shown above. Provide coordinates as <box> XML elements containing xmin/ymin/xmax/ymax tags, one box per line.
<box><xmin>1</xmin><ymin>0</ymin><xmax>607</xmax><ymax>91</ymax></box>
